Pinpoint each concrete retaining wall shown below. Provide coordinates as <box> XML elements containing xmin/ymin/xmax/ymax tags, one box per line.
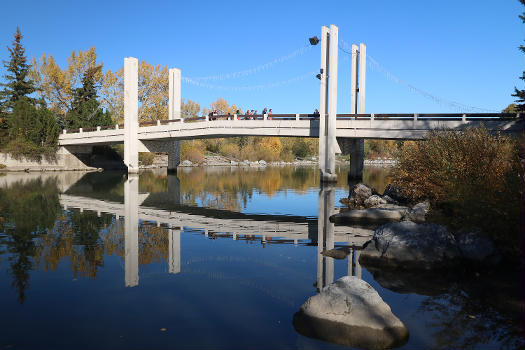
<box><xmin>0</xmin><ymin>147</ymin><xmax>95</xmax><ymax>171</ymax></box>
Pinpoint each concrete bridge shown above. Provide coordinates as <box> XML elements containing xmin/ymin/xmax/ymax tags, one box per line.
<box><xmin>57</xmin><ymin>24</ymin><xmax>523</xmax><ymax>180</ymax></box>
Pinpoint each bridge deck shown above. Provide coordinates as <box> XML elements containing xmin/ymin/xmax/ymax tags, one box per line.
<box><xmin>59</xmin><ymin>113</ymin><xmax>523</xmax><ymax>146</ymax></box>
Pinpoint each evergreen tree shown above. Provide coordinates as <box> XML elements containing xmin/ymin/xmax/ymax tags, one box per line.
<box><xmin>512</xmin><ymin>0</ymin><xmax>525</xmax><ymax>111</ymax></box>
<box><xmin>0</xmin><ymin>27</ymin><xmax>35</xmax><ymax>111</ymax></box>
<box><xmin>65</xmin><ymin>66</ymin><xmax>112</xmax><ymax>129</ymax></box>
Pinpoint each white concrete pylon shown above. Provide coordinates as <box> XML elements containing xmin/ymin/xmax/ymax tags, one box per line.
<box><xmin>124</xmin><ymin>57</ymin><xmax>139</xmax><ymax>173</ymax></box>
<box><xmin>325</xmin><ymin>24</ymin><xmax>338</xmax><ymax>181</ymax></box>
<box><xmin>168</xmin><ymin>68</ymin><xmax>182</xmax><ymax>172</ymax></box>
<box><xmin>169</xmin><ymin>68</ymin><xmax>181</xmax><ymax>120</ymax></box>
<box><xmin>318</xmin><ymin>25</ymin><xmax>329</xmax><ymax>174</ymax></box>
<box><xmin>358</xmin><ymin>43</ymin><xmax>366</xmax><ymax>114</ymax></box>
<box><xmin>350</xmin><ymin>44</ymin><xmax>358</xmax><ymax>114</ymax></box>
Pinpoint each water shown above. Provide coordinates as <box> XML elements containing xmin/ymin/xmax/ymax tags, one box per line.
<box><xmin>0</xmin><ymin>166</ymin><xmax>522</xmax><ymax>349</ymax></box>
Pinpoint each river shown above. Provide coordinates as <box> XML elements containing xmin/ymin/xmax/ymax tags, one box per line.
<box><xmin>0</xmin><ymin>166</ymin><xmax>522</xmax><ymax>349</ymax></box>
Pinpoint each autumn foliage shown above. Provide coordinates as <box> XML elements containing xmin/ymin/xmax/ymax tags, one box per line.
<box><xmin>392</xmin><ymin>127</ymin><xmax>525</xmax><ymax>260</ymax></box>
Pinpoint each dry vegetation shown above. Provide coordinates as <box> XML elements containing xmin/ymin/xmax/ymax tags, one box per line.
<box><xmin>392</xmin><ymin>127</ymin><xmax>525</xmax><ymax>262</ymax></box>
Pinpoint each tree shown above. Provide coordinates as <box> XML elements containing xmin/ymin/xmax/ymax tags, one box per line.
<box><xmin>512</xmin><ymin>0</ymin><xmax>525</xmax><ymax>111</ymax></box>
<box><xmin>65</xmin><ymin>66</ymin><xmax>112</xmax><ymax>129</ymax></box>
<box><xmin>181</xmin><ymin>99</ymin><xmax>200</xmax><ymax>119</ymax></box>
<box><xmin>209</xmin><ymin>97</ymin><xmax>241</xmax><ymax>115</ymax></box>
<box><xmin>0</xmin><ymin>27</ymin><xmax>35</xmax><ymax>111</ymax></box>
<box><xmin>31</xmin><ymin>46</ymin><xmax>103</xmax><ymax>115</ymax></box>
<box><xmin>100</xmin><ymin>61</ymin><xmax>171</xmax><ymax>123</ymax></box>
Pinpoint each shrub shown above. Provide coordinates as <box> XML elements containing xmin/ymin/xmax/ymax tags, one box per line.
<box><xmin>392</xmin><ymin>127</ymin><xmax>524</xmax><ymax>261</ymax></box>
<box><xmin>180</xmin><ymin>140</ymin><xmax>204</xmax><ymax>163</ymax></box>
<box><xmin>139</xmin><ymin>152</ymin><xmax>155</xmax><ymax>166</ymax></box>
<box><xmin>0</xmin><ymin>163</ymin><xmax>6</xmax><ymax>169</ymax></box>
<box><xmin>3</xmin><ymin>138</ymin><xmax>55</xmax><ymax>161</ymax></box>
<box><xmin>280</xmin><ymin>150</ymin><xmax>295</xmax><ymax>162</ymax></box>
<box><xmin>218</xmin><ymin>143</ymin><xmax>240</xmax><ymax>159</ymax></box>
<box><xmin>292</xmin><ymin>139</ymin><xmax>310</xmax><ymax>158</ymax></box>
<box><xmin>239</xmin><ymin>144</ymin><xmax>258</xmax><ymax>161</ymax></box>
<box><xmin>392</xmin><ymin>127</ymin><xmax>514</xmax><ymax>204</ymax></box>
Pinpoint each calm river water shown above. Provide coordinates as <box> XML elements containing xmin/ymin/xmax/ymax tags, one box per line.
<box><xmin>0</xmin><ymin>166</ymin><xmax>523</xmax><ymax>349</ymax></box>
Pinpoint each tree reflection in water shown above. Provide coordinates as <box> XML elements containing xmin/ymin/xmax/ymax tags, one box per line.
<box><xmin>0</xmin><ymin>177</ymin><xmax>60</xmax><ymax>303</ymax></box>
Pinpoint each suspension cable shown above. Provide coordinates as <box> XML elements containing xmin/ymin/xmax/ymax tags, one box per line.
<box><xmin>185</xmin><ymin>44</ymin><xmax>313</xmax><ymax>81</ymax></box>
<box><xmin>182</xmin><ymin>71</ymin><xmax>317</xmax><ymax>91</ymax></box>
<box><xmin>339</xmin><ymin>38</ymin><xmax>498</xmax><ymax>113</ymax></box>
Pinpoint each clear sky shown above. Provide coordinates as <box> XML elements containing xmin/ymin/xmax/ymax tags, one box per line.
<box><xmin>0</xmin><ymin>0</ymin><xmax>523</xmax><ymax>114</ymax></box>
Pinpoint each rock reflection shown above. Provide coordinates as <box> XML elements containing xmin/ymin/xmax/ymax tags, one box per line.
<box><xmin>363</xmin><ymin>260</ymin><xmax>525</xmax><ymax>349</ymax></box>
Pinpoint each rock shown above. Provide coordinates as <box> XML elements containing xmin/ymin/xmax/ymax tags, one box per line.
<box><xmin>404</xmin><ymin>201</ymin><xmax>430</xmax><ymax>222</ymax></box>
<box><xmin>230</xmin><ymin>160</ymin><xmax>238</xmax><ymax>165</ymax></box>
<box><xmin>455</xmin><ymin>230</ymin><xmax>498</xmax><ymax>263</ymax></box>
<box><xmin>241</xmin><ymin>160</ymin><xmax>250</xmax><ymax>166</ymax></box>
<box><xmin>348</xmin><ymin>183</ymin><xmax>376</xmax><ymax>208</ymax></box>
<box><xmin>331</xmin><ymin>206</ymin><xmax>409</xmax><ymax>224</ymax></box>
<box><xmin>359</xmin><ymin>221</ymin><xmax>461</xmax><ymax>269</ymax></box>
<box><xmin>383</xmin><ymin>184</ymin><xmax>409</xmax><ymax>204</ymax></box>
<box><xmin>181</xmin><ymin>160</ymin><xmax>192</xmax><ymax>167</ymax></box>
<box><xmin>364</xmin><ymin>195</ymin><xmax>387</xmax><ymax>208</ymax></box>
<box><xmin>382</xmin><ymin>195</ymin><xmax>398</xmax><ymax>204</ymax></box>
<box><xmin>259</xmin><ymin>160</ymin><xmax>267</xmax><ymax>166</ymax></box>
<box><xmin>293</xmin><ymin>276</ymin><xmax>409</xmax><ymax>348</ymax></box>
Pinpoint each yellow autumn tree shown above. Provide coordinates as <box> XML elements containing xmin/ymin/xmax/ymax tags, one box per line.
<box><xmin>100</xmin><ymin>61</ymin><xmax>171</xmax><ymax>123</ymax></box>
<box><xmin>181</xmin><ymin>99</ymin><xmax>201</xmax><ymax>119</ymax></box>
<box><xmin>208</xmin><ymin>97</ymin><xmax>240</xmax><ymax>115</ymax></box>
<box><xmin>31</xmin><ymin>46</ymin><xmax>102</xmax><ymax>115</ymax></box>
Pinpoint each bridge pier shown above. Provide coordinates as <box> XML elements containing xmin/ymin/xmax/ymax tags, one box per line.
<box><xmin>168</xmin><ymin>68</ymin><xmax>181</xmax><ymax>172</ymax></box>
<box><xmin>124</xmin><ymin>57</ymin><xmax>139</xmax><ymax>173</ymax></box>
<box><xmin>318</xmin><ymin>24</ymin><xmax>339</xmax><ymax>183</ymax></box>
<box><xmin>347</xmin><ymin>42</ymin><xmax>367</xmax><ymax>180</ymax></box>
<box><xmin>349</xmin><ymin>138</ymin><xmax>364</xmax><ymax>179</ymax></box>
<box><xmin>167</xmin><ymin>140</ymin><xmax>181</xmax><ymax>173</ymax></box>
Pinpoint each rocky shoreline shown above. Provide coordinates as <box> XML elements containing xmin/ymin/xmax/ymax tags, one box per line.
<box><xmin>333</xmin><ymin>183</ymin><xmax>499</xmax><ymax>269</ymax></box>
<box><xmin>1</xmin><ymin>151</ymin><xmax>397</xmax><ymax>171</ymax></box>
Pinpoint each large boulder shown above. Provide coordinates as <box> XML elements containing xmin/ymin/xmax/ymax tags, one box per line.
<box><xmin>331</xmin><ymin>206</ymin><xmax>409</xmax><ymax>225</ymax></box>
<box><xmin>293</xmin><ymin>276</ymin><xmax>409</xmax><ymax>348</ymax></box>
<box><xmin>359</xmin><ymin>221</ymin><xmax>461</xmax><ymax>269</ymax></box>
<box><xmin>347</xmin><ymin>183</ymin><xmax>376</xmax><ymax>208</ymax></box>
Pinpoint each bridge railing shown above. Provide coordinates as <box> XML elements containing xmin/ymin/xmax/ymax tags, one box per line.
<box><xmin>59</xmin><ymin>112</ymin><xmax>521</xmax><ymax>135</ymax></box>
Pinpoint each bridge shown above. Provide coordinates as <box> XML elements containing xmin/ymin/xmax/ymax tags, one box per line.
<box><xmin>57</xmin><ymin>25</ymin><xmax>523</xmax><ymax>180</ymax></box>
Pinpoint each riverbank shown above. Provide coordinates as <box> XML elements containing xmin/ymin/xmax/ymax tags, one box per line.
<box><xmin>1</xmin><ymin>150</ymin><xmax>395</xmax><ymax>171</ymax></box>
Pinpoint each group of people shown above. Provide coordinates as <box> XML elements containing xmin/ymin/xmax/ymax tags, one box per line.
<box><xmin>206</xmin><ymin>108</ymin><xmax>320</xmax><ymax>121</ymax></box>
<box><xmin>207</xmin><ymin>108</ymin><xmax>274</xmax><ymax>121</ymax></box>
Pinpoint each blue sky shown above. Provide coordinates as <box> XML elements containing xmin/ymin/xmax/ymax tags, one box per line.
<box><xmin>0</xmin><ymin>0</ymin><xmax>523</xmax><ymax>114</ymax></box>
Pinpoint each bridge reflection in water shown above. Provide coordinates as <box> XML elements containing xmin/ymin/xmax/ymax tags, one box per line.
<box><xmin>59</xmin><ymin>173</ymin><xmax>368</xmax><ymax>288</ymax></box>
